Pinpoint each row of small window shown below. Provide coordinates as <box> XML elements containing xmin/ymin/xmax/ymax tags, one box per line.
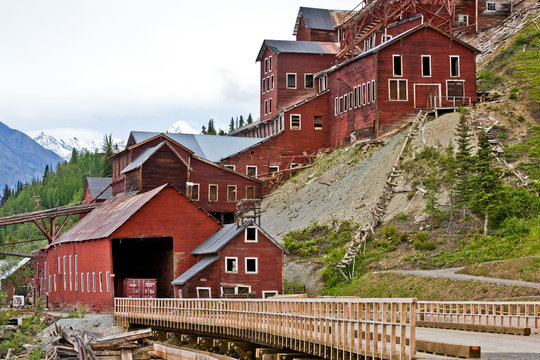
<box><xmin>41</xmin><ymin>263</ymin><xmax>109</xmax><ymax>294</ymax></box>
<box><xmin>286</xmin><ymin>73</ymin><xmax>314</xmax><ymax>89</ymax></box>
<box><xmin>262</xmin><ymin>75</ymin><xmax>274</xmax><ymax>94</ymax></box>
<box><xmin>193</xmin><ymin>286</ymin><xmax>278</xmax><ymax>299</ymax></box>
<box><xmin>225</xmin><ymin>256</ymin><xmax>258</xmax><ymax>274</ymax></box>
<box><xmin>289</xmin><ymin>114</ymin><xmax>323</xmax><ymax>131</ymax></box>
<box><xmin>392</xmin><ymin>54</ymin><xmax>460</xmax><ymax>78</ymax></box>
<box><xmin>263</xmin><ymin>98</ymin><xmax>273</xmax><ymax>115</ymax></box>
<box><xmin>263</xmin><ymin>56</ymin><xmax>273</xmax><ymax>74</ymax></box>
<box><xmin>335</xmin><ymin>80</ymin><xmax>376</xmax><ymax>115</ymax></box>
<box><xmin>188</xmin><ymin>183</ymin><xmax>256</xmax><ymax>202</ymax></box>
<box><xmin>223</xmin><ymin>164</ymin><xmax>281</xmax><ymax>177</ymax></box>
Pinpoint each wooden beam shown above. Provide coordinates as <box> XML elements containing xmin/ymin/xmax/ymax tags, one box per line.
<box><xmin>54</xmin><ymin>214</ymin><xmax>72</xmax><ymax>239</ymax></box>
<box><xmin>0</xmin><ymin>251</ymin><xmax>34</xmax><ymax>258</ymax></box>
<box><xmin>0</xmin><ymin>203</ymin><xmax>99</xmax><ymax>226</ymax></box>
<box><xmin>33</xmin><ymin>220</ymin><xmax>53</xmax><ymax>244</ymax></box>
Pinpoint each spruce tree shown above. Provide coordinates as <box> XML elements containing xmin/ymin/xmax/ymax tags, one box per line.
<box><xmin>43</xmin><ymin>165</ymin><xmax>50</xmax><ymax>182</ymax></box>
<box><xmin>101</xmin><ymin>134</ymin><xmax>115</xmax><ymax>177</ymax></box>
<box><xmin>206</xmin><ymin>119</ymin><xmax>217</xmax><ymax>135</ymax></box>
<box><xmin>455</xmin><ymin>113</ymin><xmax>473</xmax><ymax>208</ymax></box>
<box><xmin>468</xmin><ymin>130</ymin><xmax>502</xmax><ymax>235</ymax></box>
<box><xmin>235</xmin><ymin>116</ymin><xmax>239</xmax><ymax>129</ymax></box>
<box><xmin>218</xmin><ymin>129</ymin><xmax>226</xmax><ymax>136</ymax></box>
<box><xmin>201</xmin><ymin>125</ymin><xmax>207</xmax><ymax>134</ymax></box>
<box><xmin>239</xmin><ymin>115</ymin><xmax>245</xmax><ymax>128</ymax></box>
<box><xmin>1</xmin><ymin>184</ymin><xmax>10</xmax><ymax>206</ymax></box>
<box><xmin>229</xmin><ymin>117</ymin><xmax>235</xmax><ymax>132</ymax></box>
<box><xmin>247</xmin><ymin>113</ymin><xmax>253</xmax><ymax>124</ymax></box>
<box><xmin>442</xmin><ymin>142</ymin><xmax>457</xmax><ymax>224</ymax></box>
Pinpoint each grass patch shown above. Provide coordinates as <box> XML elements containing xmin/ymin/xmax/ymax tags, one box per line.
<box><xmin>458</xmin><ymin>257</ymin><xmax>540</xmax><ymax>283</ymax></box>
<box><xmin>325</xmin><ymin>273</ymin><xmax>540</xmax><ymax>300</ymax></box>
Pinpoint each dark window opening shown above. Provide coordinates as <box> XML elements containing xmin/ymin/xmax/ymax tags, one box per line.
<box><xmin>393</xmin><ymin>55</ymin><xmax>402</xmax><ymax>76</ymax></box>
<box><xmin>287</xmin><ymin>74</ymin><xmax>296</xmax><ymax>88</ymax></box>
<box><xmin>209</xmin><ymin>185</ymin><xmax>218</xmax><ymax>202</ymax></box>
<box><xmin>226</xmin><ymin>258</ymin><xmax>238</xmax><ymax>272</ymax></box>
<box><xmin>246</xmin><ymin>258</ymin><xmax>257</xmax><ymax>273</ymax></box>
<box><xmin>247</xmin><ymin>166</ymin><xmax>257</xmax><ymax>177</ymax></box>
<box><xmin>305</xmin><ymin>74</ymin><xmax>314</xmax><ymax>88</ymax></box>
<box><xmin>291</xmin><ymin>115</ymin><xmax>301</xmax><ymax>130</ymax></box>
<box><xmin>246</xmin><ymin>227</ymin><xmax>257</xmax><ymax>242</ymax></box>
<box><xmin>245</xmin><ymin>186</ymin><xmax>255</xmax><ymax>199</ymax></box>
<box><xmin>450</xmin><ymin>57</ymin><xmax>459</xmax><ymax>77</ymax></box>
<box><xmin>314</xmin><ymin>116</ymin><xmax>323</xmax><ymax>130</ymax></box>
<box><xmin>422</xmin><ymin>56</ymin><xmax>431</xmax><ymax>77</ymax></box>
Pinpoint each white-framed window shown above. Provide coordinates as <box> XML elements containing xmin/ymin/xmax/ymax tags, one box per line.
<box><xmin>389</xmin><ymin>79</ymin><xmax>408</xmax><ymax>101</ymax></box>
<box><xmin>223</xmin><ymin>164</ymin><xmax>236</xmax><ymax>171</ymax></box>
<box><xmin>69</xmin><ymin>255</ymin><xmax>72</xmax><ymax>291</ymax></box>
<box><xmin>305</xmin><ymin>74</ymin><xmax>314</xmax><ymax>89</ymax></box>
<box><xmin>339</xmin><ymin>96</ymin><xmax>344</xmax><ymax>112</ymax></box>
<box><xmin>343</xmin><ymin>94</ymin><xmax>348</xmax><ymax>112</ymax></box>
<box><xmin>362</xmin><ymin>83</ymin><xmax>367</xmax><ymax>105</ymax></box>
<box><xmin>53</xmin><ymin>274</ymin><xmax>57</xmax><ymax>292</ymax></box>
<box><xmin>262</xmin><ymin>78</ymin><xmax>265</xmax><ymax>94</ymax></box>
<box><xmin>264</xmin><ymin>100</ymin><xmax>268</xmax><ymax>115</ymax></box>
<box><xmin>290</xmin><ymin>163</ymin><xmax>299</xmax><ymax>169</ymax></box>
<box><xmin>314</xmin><ymin>116</ymin><xmax>323</xmax><ymax>130</ymax></box>
<box><xmin>393</xmin><ymin>55</ymin><xmax>403</xmax><ymax>77</ymax></box>
<box><xmin>319</xmin><ymin>74</ymin><xmax>328</xmax><ymax>92</ymax></box>
<box><xmin>246</xmin><ymin>165</ymin><xmax>257</xmax><ymax>178</ymax></box>
<box><xmin>106</xmin><ymin>271</ymin><xmax>110</xmax><ymax>292</ymax></box>
<box><xmin>63</xmin><ymin>256</ymin><xmax>66</xmax><ymax>291</ymax></box>
<box><xmin>227</xmin><ymin>185</ymin><xmax>237</xmax><ymax>202</ymax></box>
<box><xmin>236</xmin><ymin>285</ymin><xmax>251</xmax><ymax>295</ymax></box>
<box><xmin>458</xmin><ymin>14</ymin><xmax>469</xmax><ymax>26</ymax></box>
<box><xmin>334</xmin><ymin>97</ymin><xmax>339</xmax><ymax>115</ymax></box>
<box><xmin>349</xmin><ymin>92</ymin><xmax>353</xmax><ymax>109</ymax></box>
<box><xmin>57</xmin><ymin>257</ymin><xmax>60</xmax><ymax>273</ymax></box>
<box><xmin>208</xmin><ymin>184</ymin><xmax>218</xmax><ymax>202</ymax></box>
<box><xmin>87</xmin><ymin>272</ymin><xmax>90</xmax><ymax>293</ymax></box>
<box><xmin>245</xmin><ymin>186</ymin><xmax>255</xmax><ymax>200</ymax></box>
<box><xmin>269</xmin><ymin>98</ymin><xmax>272</xmax><ymax>113</ymax></box>
<box><xmin>381</xmin><ymin>34</ymin><xmax>393</xmax><ymax>43</ymax></box>
<box><xmin>353</xmin><ymin>87</ymin><xmax>357</xmax><ymax>108</ymax></box>
<box><xmin>92</xmin><ymin>272</ymin><xmax>96</xmax><ymax>293</ymax></box>
<box><xmin>74</xmin><ymin>255</ymin><xmax>78</xmax><ymax>291</ymax></box>
<box><xmin>197</xmin><ymin>287</ymin><xmax>212</xmax><ymax>298</ymax></box>
<box><xmin>245</xmin><ymin>257</ymin><xmax>258</xmax><ymax>274</ymax></box>
<box><xmin>264</xmin><ymin>58</ymin><xmax>268</xmax><ymax>73</ymax></box>
<box><xmin>48</xmin><ymin>275</ymin><xmax>51</xmax><ymax>292</ymax></box>
<box><xmin>99</xmin><ymin>272</ymin><xmax>103</xmax><ymax>292</ymax></box>
<box><xmin>268</xmin><ymin>56</ymin><xmax>272</xmax><ymax>71</ymax></box>
<box><xmin>81</xmin><ymin>273</ymin><xmax>84</xmax><ymax>292</ymax></box>
<box><xmin>262</xmin><ymin>290</ymin><xmax>279</xmax><ymax>298</ymax></box>
<box><xmin>364</xmin><ymin>33</ymin><xmax>376</xmax><ymax>51</ymax></box>
<box><xmin>286</xmin><ymin>73</ymin><xmax>297</xmax><ymax>89</ymax></box>
<box><xmin>225</xmin><ymin>257</ymin><xmax>239</xmax><ymax>273</ymax></box>
<box><xmin>271</xmin><ymin>75</ymin><xmax>274</xmax><ymax>90</ymax></box>
<box><xmin>269</xmin><ymin>165</ymin><xmax>279</xmax><ymax>173</ymax></box>
<box><xmin>486</xmin><ymin>2</ymin><xmax>496</xmax><ymax>11</ymax></box>
<box><xmin>372</xmin><ymin>80</ymin><xmax>376</xmax><ymax>102</ymax></box>
<box><xmin>450</xmin><ymin>56</ymin><xmax>460</xmax><ymax>77</ymax></box>
<box><xmin>245</xmin><ymin>226</ymin><xmax>258</xmax><ymax>242</ymax></box>
<box><xmin>367</xmin><ymin>82</ymin><xmax>371</xmax><ymax>104</ymax></box>
<box><xmin>422</xmin><ymin>55</ymin><xmax>431</xmax><ymax>77</ymax></box>
<box><xmin>290</xmin><ymin>114</ymin><xmax>301</xmax><ymax>130</ymax></box>
<box><xmin>189</xmin><ymin>183</ymin><xmax>200</xmax><ymax>201</ymax></box>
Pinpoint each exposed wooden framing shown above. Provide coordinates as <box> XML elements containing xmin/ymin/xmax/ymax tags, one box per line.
<box><xmin>0</xmin><ymin>203</ymin><xmax>99</xmax><ymax>226</ymax></box>
<box><xmin>0</xmin><ymin>251</ymin><xmax>34</xmax><ymax>258</ymax></box>
<box><xmin>115</xmin><ymin>297</ymin><xmax>418</xmax><ymax>360</ymax></box>
<box><xmin>0</xmin><ymin>238</ymin><xmax>46</xmax><ymax>246</ymax></box>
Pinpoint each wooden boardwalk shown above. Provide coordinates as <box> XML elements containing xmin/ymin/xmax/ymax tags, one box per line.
<box><xmin>115</xmin><ymin>298</ymin><xmax>417</xmax><ymax>360</ymax></box>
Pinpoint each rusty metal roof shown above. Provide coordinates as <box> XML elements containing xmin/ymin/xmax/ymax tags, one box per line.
<box><xmin>50</xmin><ymin>184</ymin><xmax>168</xmax><ymax>246</ymax></box>
<box><xmin>293</xmin><ymin>7</ymin><xmax>356</xmax><ymax>35</ymax></box>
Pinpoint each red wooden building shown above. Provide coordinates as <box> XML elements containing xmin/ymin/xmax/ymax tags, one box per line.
<box><xmin>81</xmin><ymin>177</ymin><xmax>112</xmax><ymax>205</ymax></box>
<box><xmin>111</xmin><ymin>132</ymin><xmax>265</xmax><ymax>223</ymax></box>
<box><xmin>33</xmin><ymin>185</ymin><xmax>284</xmax><ymax>312</ymax></box>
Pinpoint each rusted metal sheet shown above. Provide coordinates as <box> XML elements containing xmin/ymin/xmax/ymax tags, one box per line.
<box><xmin>50</xmin><ymin>184</ymin><xmax>167</xmax><ymax>245</ymax></box>
<box><xmin>121</xmin><ymin>278</ymin><xmax>157</xmax><ymax>298</ymax></box>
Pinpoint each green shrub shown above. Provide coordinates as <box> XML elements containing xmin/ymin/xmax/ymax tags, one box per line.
<box><xmin>413</xmin><ymin>231</ymin><xmax>436</xmax><ymax>251</ymax></box>
<box><xmin>518</xmin><ymin>115</ymin><xmax>525</xmax><ymax>122</ymax></box>
<box><xmin>396</xmin><ymin>212</ymin><xmax>408</xmax><ymax>221</ymax></box>
<box><xmin>509</xmin><ymin>92</ymin><xmax>518</xmax><ymax>100</ymax></box>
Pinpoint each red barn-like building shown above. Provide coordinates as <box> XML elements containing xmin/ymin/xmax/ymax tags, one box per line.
<box><xmin>34</xmin><ymin>185</ymin><xmax>284</xmax><ymax>312</ymax></box>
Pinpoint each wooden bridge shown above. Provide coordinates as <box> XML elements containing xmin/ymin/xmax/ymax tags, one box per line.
<box><xmin>115</xmin><ymin>298</ymin><xmax>540</xmax><ymax>360</ymax></box>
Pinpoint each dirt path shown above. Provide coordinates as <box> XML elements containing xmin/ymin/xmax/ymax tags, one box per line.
<box><xmin>378</xmin><ymin>267</ymin><xmax>540</xmax><ymax>290</ymax></box>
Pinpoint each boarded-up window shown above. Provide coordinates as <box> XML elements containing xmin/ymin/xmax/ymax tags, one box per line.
<box><xmin>447</xmin><ymin>81</ymin><xmax>464</xmax><ymax>98</ymax></box>
<box><xmin>422</xmin><ymin>56</ymin><xmax>431</xmax><ymax>77</ymax></box>
<box><xmin>287</xmin><ymin>73</ymin><xmax>296</xmax><ymax>88</ymax></box>
<box><xmin>393</xmin><ymin>55</ymin><xmax>402</xmax><ymax>76</ymax></box>
<box><xmin>222</xmin><ymin>286</ymin><xmax>235</xmax><ymax>296</ymax></box>
<box><xmin>190</xmin><ymin>184</ymin><xmax>199</xmax><ymax>201</ymax></box>
<box><xmin>247</xmin><ymin>166</ymin><xmax>257</xmax><ymax>177</ymax></box>
<box><xmin>290</xmin><ymin>115</ymin><xmax>301</xmax><ymax>130</ymax></box>
<box><xmin>227</xmin><ymin>186</ymin><xmax>236</xmax><ymax>202</ymax></box>
<box><xmin>314</xmin><ymin>116</ymin><xmax>323</xmax><ymax>130</ymax></box>
<box><xmin>389</xmin><ymin>79</ymin><xmax>407</xmax><ymax>100</ymax></box>
<box><xmin>450</xmin><ymin>56</ymin><xmax>460</xmax><ymax>77</ymax></box>
<box><xmin>237</xmin><ymin>286</ymin><xmax>251</xmax><ymax>294</ymax></box>
<box><xmin>305</xmin><ymin>74</ymin><xmax>314</xmax><ymax>88</ymax></box>
<box><xmin>245</xmin><ymin>186</ymin><xmax>255</xmax><ymax>199</ymax></box>
<box><xmin>209</xmin><ymin>185</ymin><xmax>218</xmax><ymax>202</ymax></box>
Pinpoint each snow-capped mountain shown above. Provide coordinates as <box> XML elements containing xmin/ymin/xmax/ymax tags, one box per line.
<box><xmin>167</xmin><ymin>120</ymin><xmax>197</xmax><ymax>134</ymax></box>
<box><xmin>33</xmin><ymin>132</ymin><xmax>94</xmax><ymax>161</ymax></box>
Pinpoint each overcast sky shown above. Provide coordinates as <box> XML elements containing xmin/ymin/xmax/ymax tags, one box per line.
<box><xmin>0</xmin><ymin>0</ymin><xmax>357</xmax><ymax>143</ymax></box>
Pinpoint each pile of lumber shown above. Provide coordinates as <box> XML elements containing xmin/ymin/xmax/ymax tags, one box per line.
<box><xmin>43</xmin><ymin>326</ymin><xmax>153</xmax><ymax>360</ymax></box>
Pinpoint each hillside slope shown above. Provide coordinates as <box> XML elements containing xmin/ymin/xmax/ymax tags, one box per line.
<box><xmin>0</xmin><ymin>121</ymin><xmax>63</xmax><ymax>188</ymax></box>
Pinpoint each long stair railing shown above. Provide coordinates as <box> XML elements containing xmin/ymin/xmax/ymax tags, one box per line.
<box><xmin>337</xmin><ymin>110</ymin><xmax>429</xmax><ymax>279</ymax></box>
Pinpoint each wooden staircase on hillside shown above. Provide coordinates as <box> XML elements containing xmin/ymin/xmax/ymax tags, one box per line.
<box><xmin>337</xmin><ymin>110</ymin><xmax>430</xmax><ymax>279</ymax></box>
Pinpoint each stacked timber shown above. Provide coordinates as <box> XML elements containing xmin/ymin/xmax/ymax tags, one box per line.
<box><xmin>43</xmin><ymin>326</ymin><xmax>153</xmax><ymax>360</ymax></box>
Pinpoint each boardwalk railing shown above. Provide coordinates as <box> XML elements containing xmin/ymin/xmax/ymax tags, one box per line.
<box><xmin>115</xmin><ymin>297</ymin><xmax>417</xmax><ymax>360</ymax></box>
<box><xmin>418</xmin><ymin>301</ymin><xmax>540</xmax><ymax>330</ymax></box>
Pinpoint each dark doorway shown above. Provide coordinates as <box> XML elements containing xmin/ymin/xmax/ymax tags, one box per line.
<box><xmin>111</xmin><ymin>237</ymin><xmax>173</xmax><ymax>297</ymax></box>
